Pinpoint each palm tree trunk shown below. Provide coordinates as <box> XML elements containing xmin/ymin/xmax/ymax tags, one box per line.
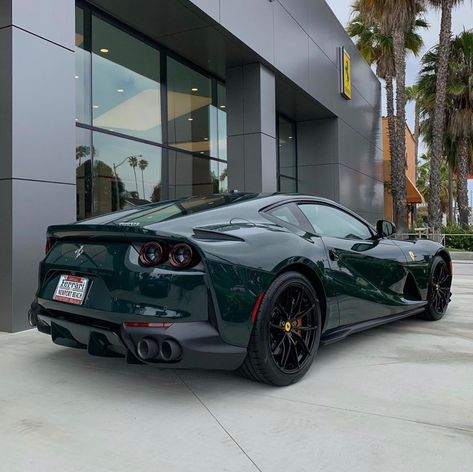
<box><xmin>428</xmin><ymin>0</ymin><xmax>453</xmax><ymax>231</ymax></box>
<box><xmin>448</xmin><ymin>162</ymin><xmax>454</xmax><ymax>225</ymax></box>
<box><xmin>456</xmin><ymin>137</ymin><xmax>470</xmax><ymax>229</ymax></box>
<box><xmin>414</xmin><ymin>100</ymin><xmax>420</xmax><ymax>165</ymax></box>
<box><xmin>133</xmin><ymin>168</ymin><xmax>139</xmax><ymax>195</ymax></box>
<box><xmin>385</xmin><ymin>76</ymin><xmax>397</xmax><ymax>169</ymax></box>
<box><xmin>385</xmin><ymin>76</ymin><xmax>397</xmax><ymax>221</ymax></box>
<box><xmin>141</xmin><ymin>171</ymin><xmax>146</xmax><ymax>200</ymax></box>
<box><xmin>392</xmin><ymin>30</ymin><xmax>408</xmax><ymax>233</ymax></box>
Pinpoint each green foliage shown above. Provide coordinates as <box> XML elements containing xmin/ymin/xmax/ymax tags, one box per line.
<box><xmin>442</xmin><ymin>225</ymin><xmax>473</xmax><ymax>250</ymax></box>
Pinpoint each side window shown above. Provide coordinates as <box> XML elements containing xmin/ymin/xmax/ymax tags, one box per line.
<box><xmin>299</xmin><ymin>204</ymin><xmax>372</xmax><ymax>240</ymax></box>
<box><xmin>268</xmin><ymin>205</ymin><xmax>300</xmax><ymax>227</ymax></box>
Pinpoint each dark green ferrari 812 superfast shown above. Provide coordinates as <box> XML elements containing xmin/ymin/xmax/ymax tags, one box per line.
<box><xmin>30</xmin><ymin>193</ymin><xmax>452</xmax><ymax>386</ymax></box>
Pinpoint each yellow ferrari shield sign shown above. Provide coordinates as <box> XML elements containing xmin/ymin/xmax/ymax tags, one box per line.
<box><xmin>340</xmin><ymin>47</ymin><xmax>352</xmax><ymax>100</ymax></box>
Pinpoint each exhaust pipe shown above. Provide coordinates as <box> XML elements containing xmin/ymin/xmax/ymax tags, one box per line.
<box><xmin>161</xmin><ymin>339</ymin><xmax>182</xmax><ymax>361</ymax></box>
<box><xmin>136</xmin><ymin>338</ymin><xmax>159</xmax><ymax>360</ymax></box>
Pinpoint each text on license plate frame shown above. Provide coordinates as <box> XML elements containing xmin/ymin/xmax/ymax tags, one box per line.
<box><xmin>53</xmin><ymin>275</ymin><xmax>90</xmax><ymax>305</ymax></box>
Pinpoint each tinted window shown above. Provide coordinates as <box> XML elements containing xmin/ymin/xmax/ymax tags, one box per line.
<box><xmin>268</xmin><ymin>205</ymin><xmax>300</xmax><ymax>227</ymax></box>
<box><xmin>299</xmin><ymin>204</ymin><xmax>372</xmax><ymax>240</ymax></box>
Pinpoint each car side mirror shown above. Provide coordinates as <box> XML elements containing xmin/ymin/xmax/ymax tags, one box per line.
<box><xmin>376</xmin><ymin>220</ymin><xmax>396</xmax><ymax>238</ymax></box>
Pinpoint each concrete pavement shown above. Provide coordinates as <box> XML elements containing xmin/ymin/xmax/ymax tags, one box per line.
<box><xmin>1</xmin><ymin>262</ymin><xmax>472</xmax><ymax>472</ymax></box>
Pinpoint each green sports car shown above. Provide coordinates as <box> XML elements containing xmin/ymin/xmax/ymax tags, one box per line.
<box><xmin>30</xmin><ymin>193</ymin><xmax>452</xmax><ymax>386</ymax></box>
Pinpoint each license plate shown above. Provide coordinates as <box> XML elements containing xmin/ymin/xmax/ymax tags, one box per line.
<box><xmin>53</xmin><ymin>275</ymin><xmax>89</xmax><ymax>305</ymax></box>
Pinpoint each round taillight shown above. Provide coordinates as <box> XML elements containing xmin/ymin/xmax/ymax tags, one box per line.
<box><xmin>169</xmin><ymin>243</ymin><xmax>194</xmax><ymax>269</ymax></box>
<box><xmin>139</xmin><ymin>242</ymin><xmax>166</xmax><ymax>267</ymax></box>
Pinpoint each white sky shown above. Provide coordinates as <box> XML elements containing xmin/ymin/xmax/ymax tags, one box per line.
<box><xmin>325</xmin><ymin>0</ymin><xmax>473</xmax><ymax>201</ymax></box>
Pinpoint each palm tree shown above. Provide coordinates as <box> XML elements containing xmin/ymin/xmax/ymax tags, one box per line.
<box><xmin>425</xmin><ymin>0</ymin><xmax>464</xmax><ymax>231</ymax></box>
<box><xmin>348</xmin><ymin>1</ymin><xmax>426</xmax><ymax>231</ymax></box>
<box><xmin>128</xmin><ymin>155</ymin><xmax>139</xmax><ymax>196</ymax></box>
<box><xmin>138</xmin><ymin>159</ymin><xmax>149</xmax><ymax>200</ymax></box>
<box><xmin>357</xmin><ymin>0</ymin><xmax>424</xmax><ymax>232</ymax></box>
<box><xmin>417</xmin><ymin>155</ymin><xmax>453</xmax><ymax>214</ymax></box>
<box><xmin>447</xmin><ymin>30</ymin><xmax>473</xmax><ymax>227</ymax></box>
<box><xmin>418</xmin><ymin>31</ymin><xmax>473</xmax><ymax>228</ymax></box>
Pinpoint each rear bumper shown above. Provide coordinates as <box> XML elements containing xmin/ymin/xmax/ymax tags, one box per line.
<box><xmin>30</xmin><ymin>301</ymin><xmax>246</xmax><ymax>371</ymax></box>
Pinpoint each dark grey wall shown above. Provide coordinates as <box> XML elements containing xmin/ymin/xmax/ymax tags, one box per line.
<box><xmin>0</xmin><ymin>0</ymin><xmax>76</xmax><ymax>332</ymax></box>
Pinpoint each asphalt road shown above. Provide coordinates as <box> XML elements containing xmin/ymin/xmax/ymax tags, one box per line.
<box><xmin>1</xmin><ymin>262</ymin><xmax>472</xmax><ymax>472</ymax></box>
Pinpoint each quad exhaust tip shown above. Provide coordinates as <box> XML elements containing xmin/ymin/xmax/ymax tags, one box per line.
<box><xmin>161</xmin><ymin>339</ymin><xmax>182</xmax><ymax>361</ymax></box>
<box><xmin>137</xmin><ymin>338</ymin><xmax>159</xmax><ymax>360</ymax></box>
<box><xmin>136</xmin><ymin>337</ymin><xmax>182</xmax><ymax>362</ymax></box>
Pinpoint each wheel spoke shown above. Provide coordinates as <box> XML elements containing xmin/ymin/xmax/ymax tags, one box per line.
<box><xmin>291</xmin><ymin>331</ymin><xmax>311</xmax><ymax>356</ymax></box>
<box><xmin>293</xmin><ymin>304</ymin><xmax>316</xmax><ymax>321</ymax></box>
<box><xmin>294</xmin><ymin>325</ymin><xmax>318</xmax><ymax>332</ymax></box>
<box><xmin>270</xmin><ymin>323</ymin><xmax>285</xmax><ymax>331</ymax></box>
<box><xmin>291</xmin><ymin>288</ymin><xmax>303</xmax><ymax>318</ymax></box>
<box><xmin>288</xmin><ymin>335</ymin><xmax>300</xmax><ymax>369</ymax></box>
<box><xmin>271</xmin><ymin>333</ymin><xmax>286</xmax><ymax>355</ymax></box>
<box><xmin>281</xmin><ymin>336</ymin><xmax>292</xmax><ymax>369</ymax></box>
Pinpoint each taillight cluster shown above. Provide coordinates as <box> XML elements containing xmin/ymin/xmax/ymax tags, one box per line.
<box><xmin>138</xmin><ymin>242</ymin><xmax>198</xmax><ymax>269</ymax></box>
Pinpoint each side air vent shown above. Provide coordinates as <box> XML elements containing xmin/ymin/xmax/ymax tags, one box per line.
<box><xmin>403</xmin><ymin>272</ymin><xmax>422</xmax><ymax>301</ymax></box>
<box><xmin>193</xmin><ymin>228</ymin><xmax>245</xmax><ymax>242</ymax></box>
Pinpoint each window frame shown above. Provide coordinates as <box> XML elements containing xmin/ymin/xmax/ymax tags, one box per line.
<box><xmin>262</xmin><ymin>199</ymin><xmax>377</xmax><ymax>240</ymax></box>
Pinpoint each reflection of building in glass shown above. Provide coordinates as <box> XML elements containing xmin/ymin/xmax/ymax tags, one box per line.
<box><xmin>73</xmin><ymin>6</ymin><xmax>228</xmax><ymax>220</ymax></box>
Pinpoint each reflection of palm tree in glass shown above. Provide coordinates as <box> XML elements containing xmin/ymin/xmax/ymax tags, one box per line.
<box><xmin>112</xmin><ymin>154</ymin><xmax>142</xmax><ymax>210</ymax></box>
<box><xmin>76</xmin><ymin>145</ymin><xmax>90</xmax><ymax>166</ymax></box>
<box><xmin>128</xmin><ymin>156</ymin><xmax>139</xmax><ymax>196</ymax></box>
<box><xmin>138</xmin><ymin>159</ymin><xmax>149</xmax><ymax>200</ymax></box>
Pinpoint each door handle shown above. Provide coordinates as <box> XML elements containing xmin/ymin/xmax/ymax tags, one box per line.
<box><xmin>329</xmin><ymin>249</ymin><xmax>339</xmax><ymax>261</ymax></box>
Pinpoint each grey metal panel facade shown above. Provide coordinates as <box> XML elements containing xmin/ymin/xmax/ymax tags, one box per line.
<box><xmin>187</xmin><ymin>0</ymin><xmax>383</xmax><ymax>222</ymax></box>
<box><xmin>0</xmin><ymin>0</ymin><xmax>76</xmax><ymax>332</ymax></box>
<box><xmin>227</xmin><ymin>63</ymin><xmax>278</xmax><ymax>193</ymax></box>
<box><xmin>9</xmin><ymin>28</ymin><xmax>75</xmax><ymax>183</ymax></box>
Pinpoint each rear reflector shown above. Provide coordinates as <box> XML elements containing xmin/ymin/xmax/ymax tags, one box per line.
<box><xmin>251</xmin><ymin>292</ymin><xmax>265</xmax><ymax>322</ymax></box>
<box><xmin>124</xmin><ymin>322</ymin><xmax>173</xmax><ymax>328</ymax></box>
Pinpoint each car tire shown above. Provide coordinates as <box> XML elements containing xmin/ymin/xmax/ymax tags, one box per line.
<box><xmin>238</xmin><ymin>271</ymin><xmax>322</xmax><ymax>386</ymax></box>
<box><xmin>420</xmin><ymin>256</ymin><xmax>452</xmax><ymax>321</ymax></box>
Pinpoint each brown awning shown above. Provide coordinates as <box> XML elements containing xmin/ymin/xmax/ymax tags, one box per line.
<box><xmin>407</xmin><ymin>175</ymin><xmax>423</xmax><ymax>204</ymax></box>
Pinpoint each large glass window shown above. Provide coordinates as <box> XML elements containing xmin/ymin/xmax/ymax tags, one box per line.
<box><xmin>92</xmin><ymin>132</ymin><xmax>162</xmax><ymax>214</ymax></box>
<box><xmin>167</xmin><ymin>58</ymin><xmax>214</xmax><ymax>156</ymax></box>
<box><xmin>75</xmin><ymin>6</ymin><xmax>91</xmax><ymax>124</ymax></box>
<box><xmin>168</xmin><ymin>151</ymin><xmax>227</xmax><ymax>199</ymax></box>
<box><xmin>76</xmin><ymin>127</ymin><xmax>93</xmax><ymax>220</ymax></box>
<box><xmin>74</xmin><ymin>6</ymin><xmax>227</xmax><ymax>220</ymax></box>
<box><xmin>92</xmin><ymin>16</ymin><xmax>162</xmax><ymax>142</ymax></box>
<box><xmin>278</xmin><ymin>116</ymin><xmax>297</xmax><ymax>192</ymax></box>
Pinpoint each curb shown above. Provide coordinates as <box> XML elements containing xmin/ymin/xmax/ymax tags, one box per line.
<box><xmin>449</xmin><ymin>252</ymin><xmax>473</xmax><ymax>261</ymax></box>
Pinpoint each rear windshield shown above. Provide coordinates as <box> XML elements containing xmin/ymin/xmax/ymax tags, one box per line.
<box><xmin>112</xmin><ymin>194</ymin><xmax>258</xmax><ymax>226</ymax></box>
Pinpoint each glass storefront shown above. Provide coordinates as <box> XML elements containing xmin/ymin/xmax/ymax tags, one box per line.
<box><xmin>75</xmin><ymin>4</ymin><xmax>227</xmax><ymax>220</ymax></box>
<box><xmin>277</xmin><ymin>115</ymin><xmax>298</xmax><ymax>192</ymax></box>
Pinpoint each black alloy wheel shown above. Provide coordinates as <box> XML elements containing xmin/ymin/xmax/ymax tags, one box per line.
<box><xmin>269</xmin><ymin>283</ymin><xmax>318</xmax><ymax>373</ymax></box>
<box><xmin>421</xmin><ymin>256</ymin><xmax>452</xmax><ymax>321</ymax></box>
<box><xmin>238</xmin><ymin>272</ymin><xmax>322</xmax><ymax>386</ymax></box>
